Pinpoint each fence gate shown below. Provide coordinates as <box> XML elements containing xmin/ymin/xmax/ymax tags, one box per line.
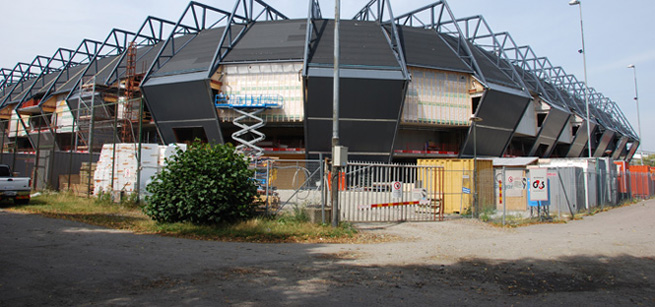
<box><xmin>337</xmin><ymin>162</ymin><xmax>445</xmax><ymax>222</ymax></box>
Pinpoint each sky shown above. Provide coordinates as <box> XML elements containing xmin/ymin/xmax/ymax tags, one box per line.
<box><xmin>1</xmin><ymin>0</ymin><xmax>653</xmax><ymax>152</ymax></box>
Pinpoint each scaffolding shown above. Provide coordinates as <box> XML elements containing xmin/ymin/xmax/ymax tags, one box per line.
<box><xmin>215</xmin><ymin>94</ymin><xmax>282</xmax><ymax>157</ymax></box>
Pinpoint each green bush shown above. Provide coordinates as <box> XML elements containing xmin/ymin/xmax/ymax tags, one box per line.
<box><xmin>143</xmin><ymin>142</ymin><xmax>258</xmax><ymax>225</ymax></box>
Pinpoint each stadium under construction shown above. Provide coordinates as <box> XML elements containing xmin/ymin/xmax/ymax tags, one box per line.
<box><xmin>0</xmin><ymin>0</ymin><xmax>640</xmax><ymax>169</ymax></box>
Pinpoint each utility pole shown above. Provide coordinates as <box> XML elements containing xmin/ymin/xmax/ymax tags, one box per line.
<box><xmin>331</xmin><ymin>0</ymin><xmax>341</xmax><ymax>227</ymax></box>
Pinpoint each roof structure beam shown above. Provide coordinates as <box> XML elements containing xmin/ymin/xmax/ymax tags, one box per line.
<box><xmin>1</xmin><ymin>62</ymin><xmax>41</xmax><ymax>96</ymax></box>
<box><xmin>451</xmin><ymin>15</ymin><xmax>529</xmax><ymax>93</ymax></box>
<box><xmin>392</xmin><ymin>0</ymin><xmax>487</xmax><ymax>85</ymax></box>
<box><xmin>207</xmin><ymin>0</ymin><xmax>289</xmax><ymax>78</ymax></box>
<box><xmin>1</xmin><ymin>54</ymin><xmax>70</xmax><ymax>107</ymax></box>
<box><xmin>352</xmin><ymin>0</ymin><xmax>409</xmax><ymax>80</ymax></box>
<box><xmin>33</xmin><ymin>39</ymin><xmax>105</xmax><ymax>105</ymax></box>
<box><xmin>302</xmin><ymin>0</ymin><xmax>322</xmax><ymax>77</ymax></box>
<box><xmin>143</xmin><ymin>1</ymin><xmax>253</xmax><ymax>81</ymax></box>
<box><xmin>106</xmin><ymin>16</ymin><xmax>180</xmax><ymax>85</ymax></box>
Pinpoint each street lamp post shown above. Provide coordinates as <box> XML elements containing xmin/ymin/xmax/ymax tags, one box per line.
<box><xmin>627</xmin><ymin>64</ymin><xmax>642</xmax><ymax>165</ymax></box>
<box><xmin>569</xmin><ymin>0</ymin><xmax>592</xmax><ymax>158</ymax></box>
<box><xmin>470</xmin><ymin>115</ymin><xmax>483</xmax><ymax>218</ymax></box>
<box><xmin>331</xmin><ymin>0</ymin><xmax>341</xmax><ymax>227</ymax></box>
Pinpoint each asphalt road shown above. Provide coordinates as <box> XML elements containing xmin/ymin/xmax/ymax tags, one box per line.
<box><xmin>1</xmin><ymin>200</ymin><xmax>654</xmax><ymax>306</ymax></box>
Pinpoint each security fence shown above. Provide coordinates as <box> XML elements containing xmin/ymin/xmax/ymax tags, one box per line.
<box><xmin>493</xmin><ymin>165</ymin><xmax>654</xmax><ymax>223</ymax></box>
<box><xmin>251</xmin><ymin>158</ymin><xmax>325</xmax><ymax>216</ymax></box>
<box><xmin>336</xmin><ymin>162</ymin><xmax>445</xmax><ymax>222</ymax></box>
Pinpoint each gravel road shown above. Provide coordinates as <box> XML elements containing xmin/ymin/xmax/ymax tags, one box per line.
<box><xmin>1</xmin><ymin>200</ymin><xmax>654</xmax><ymax>306</ymax></box>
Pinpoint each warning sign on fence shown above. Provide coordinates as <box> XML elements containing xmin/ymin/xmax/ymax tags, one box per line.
<box><xmin>392</xmin><ymin>181</ymin><xmax>402</xmax><ymax>199</ymax></box>
<box><xmin>529</xmin><ymin>168</ymin><xmax>549</xmax><ymax>201</ymax></box>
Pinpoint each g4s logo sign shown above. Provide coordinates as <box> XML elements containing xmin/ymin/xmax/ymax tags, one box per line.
<box><xmin>532</xmin><ymin>179</ymin><xmax>546</xmax><ymax>190</ymax></box>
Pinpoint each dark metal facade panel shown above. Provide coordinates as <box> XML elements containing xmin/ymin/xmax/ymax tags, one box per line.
<box><xmin>304</xmin><ymin>76</ymin><xmax>407</xmax><ymax>160</ymax></box>
<box><xmin>305</xmin><ymin>77</ymin><xmax>406</xmax><ymax>119</ymax></box>
<box><xmin>151</xmin><ymin>28</ymin><xmax>228</xmax><ymax>77</ymax></box>
<box><xmin>156</xmin><ymin>119</ymin><xmax>223</xmax><ymax>145</ymax></box>
<box><xmin>625</xmin><ymin>141</ymin><xmax>639</xmax><ymax>162</ymax></box>
<box><xmin>611</xmin><ymin>136</ymin><xmax>629</xmax><ymax>160</ymax></box>
<box><xmin>141</xmin><ymin>73</ymin><xmax>222</xmax><ymax>144</ymax></box>
<box><xmin>461</xmin><ymin>88</ymin><xmax>530</xmax><ymax>157</ymax></box>
<box><xmin>458</xmin><ymin>39</ymin><xmax>519</xmax><ymax>89</ymax></box>
<box><xmin>305</xmin><ymin>119</ymin><xmax>397</xmax><ymax>155</ymax></box>
<box><xmin>529</xmin><ymin>108</ymin><xmax>571</xmax><ymax>157</ymax></box>
<box><xmin>6</xmin><ymin>79</ymin><xmax>37</xmax><ymax>104</ymax></box>
<box><xmin>475</xmin><ymin>89</ymin><xmax>530</xmax><ymax>131</ymax></box>
<box><xmin>308</xmin><ymin>20</ymin><xmax>401</xmax><ymax>70</ymax></box>
<box><xmin>222</xmin><ymin>19</ymin><xmax>307</xmax><ymax>63</ymax></box>
<box><xmin>393</xmin><ymin>26</ymin><xmax>472</xmax><ymax>73</ymax></box>
<box><xmin>566</xmin><ymin>121</ymin><xmax>597</xmax><ymax>157</ymax></box>
<box><xmin>90</xmin><ymin>55</ymin><xmax>122</xmax><ymax>85</ymax></box>
<box><xmin>462</xmin><ymin>127</ymin><xmax>513</xmax><ymax>158</ymax></box>
<box><xmin>593</xmin><ymin>130</ymin><xmax>615</xmax><ymax>157</ymax></box>
<box><xmin>52</xmin><ymin>64</ymin><xmax>90</xmax><ymax>95</ymax></box>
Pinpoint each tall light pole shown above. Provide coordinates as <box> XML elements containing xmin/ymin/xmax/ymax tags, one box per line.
<box><xmin>569</xmin><ymin>0</ymin><xmax>592</xmax><ymax>158</ymax></box>
<box><xmin>331</xmin><ymin>0</ymin><xmax>341</xmax><ymax>227</ymax></box>
<box><xmin>627</xmin><ymin>64</ymin><xmax>643</xmax><ymax>165</ymax></box>
<box><xmin>470</xmin><ymin>115</ymin><xmax>482</xmax><ymax>218</ymax></box>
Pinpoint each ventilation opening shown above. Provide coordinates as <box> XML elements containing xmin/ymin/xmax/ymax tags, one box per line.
<box><xmin>471</xmin><ymin>96</ymin><xmax>481</xmax><ymax>114</ymax></box>
<box><xmin>173</xmin><ymin>127</ymin><xmax>208</xmax><ymax>144</ymax></box>
<box><xmin>536</xmin><ymin>113</ymin><xmax>547</xmax><ymax>128</ymax></box>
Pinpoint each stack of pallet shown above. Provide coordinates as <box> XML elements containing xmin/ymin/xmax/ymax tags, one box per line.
<box><xmin>73</xmin><ymin>162</ymin><xmax>96</xmax><ymax>196</ymax></box>
<box><xmin>92</xmin><ymin>143</ymin><xmax>186</xmax><ymax>196</ymax></box>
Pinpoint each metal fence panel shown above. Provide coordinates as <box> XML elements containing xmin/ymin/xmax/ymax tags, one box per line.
<box><xmin>336</xmin><ymin>162</ymin><xmax>444</xmax><ymax>222</ymax></box>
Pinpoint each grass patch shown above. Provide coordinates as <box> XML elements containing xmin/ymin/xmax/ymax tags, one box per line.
<box><xmin>6</xmin><ymin>192</ymin><xmax>367</xmax><ymax>243</ymax></box>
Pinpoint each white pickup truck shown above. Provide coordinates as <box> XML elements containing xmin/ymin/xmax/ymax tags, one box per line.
<box><xmin>0</xmin><ymin>164</ymin><xmax>31</xmax><ymax>204</ymax></box>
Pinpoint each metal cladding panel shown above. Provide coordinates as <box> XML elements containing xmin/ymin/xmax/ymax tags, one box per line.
<box><xmin>28</xmin><ymin>71</ymin><xmax>59</xmax><ymax>97</ymax></box>
<box><xmin>304</xmin><ymin>76</ymin><xmax>406</xmax><ymax>159</ymax></box>
<box><xmin>529</xmin><ymin>108</ymin><xmax>570</xmax><ymax>157</ymax></box>
<box><xmin>462</xmin><ymin>40</ymin><xmax>518</xmax><ymax>89</ymax></box>
<box><xmin>512</xmin><ymin>64</ymin><xmax>540</xmax><ymax>94</ymax></box>
<box><xmin>87</xmin><ymin>55</ymin><xmax>120</xmax><ymax>85</ymax></box>
<box><xmin>514</xmin><ymin>100</ymin><xmax>537</xmax><ymax>137</ymax></box>
<box><xmin>222</xmin><ymin>20</ymin><xmax>306</xmax><ymax>63</ymax></box>
<box><xmin>462</xmin><ymin>127</ymin><xmax>513</xmax><ymax>157</ymax></box>
<box><xmin>152</xmin><ymin>27</ymin><xmax>231</xmax><ymax>77</ymax></box>
<box><xmin>393</xmin><ymin>26</ymin><xmax>472</xmax><ymax>73</ymax></box>
<box><xmin>156</xmin><ymin>119</ymin><xmax>222</xmax><ymax>145</ymax></box>
<box><xmin>475</xmin><ymin>89</ymin><xmax>530</xmax><ymax>130</ymax></box>
<box><xmin>141</xmin><ymin>73</ymin><xmax>222</xmax><ymax>144</ymax></box>
<box><xmin>540</xmin><ymin>108</ymin><xmax>570</xmax><ymax>139</ymax></box>
<box><xmin>626</xmin><ymin>141</ymin><xmax>639</xmax><ymax>161</ymax></box>
<box><xmin>52</xmin><ymin>64</ymin><xmax>90</xmax><ymax>95</ymax></box>
<box><xmin>462</xmin><ymin>88</ymin><xmax>530</xmax><ymax>157</ymax></box>
<box><xmin>611</xmin><ymin>136</ymin><xmax>629</xmax><ymax>160</ymax></box>
<box><xmin>306</xmin><ymin>77</ymin><xmax>405</xmax><ymax>119</ymax></box>
<box><xmin>557</xmin><ymin>120</ymin><xmax>573</xmax><ymax>144</ymax></box>
<box><xmin>566</xmin><ymin>121</ymin><xmax>597</xmax><ymax>157</ymax></box>
<box><xmin>305</xmin><ymin>119</ymin><xmax>397</xmax><ymax>155</ymax></box>
<box><xmin>309</xmin><ymin>20</ymin><xmax>401</xmax><ymax>69</ymax></box>
<box><xmin>593</xmin><ymin>130</ymin><xmax>615</xmax><ymax>157</ymax></box>
<box><xmin>6</xmin><ymin>79</ymin><xmax>37</xmax><ymax>103</ymax></box>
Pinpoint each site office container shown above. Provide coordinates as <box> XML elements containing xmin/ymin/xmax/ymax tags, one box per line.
<box><xmin>417</xmin><ymin>159</ymin><xmax>493</xmax><ymax>214</ymax></box>
<box><xmin>628</xmin><ymin>165</ymin><xmax>651</xmax><ymax>198</ymax></box>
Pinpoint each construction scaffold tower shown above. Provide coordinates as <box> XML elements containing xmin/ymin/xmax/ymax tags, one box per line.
<box><xmin>121</xmin><ymin>42</ymin><xmax>138</xmax><ymax>143</ymax></box>
<box><xmin>215</xmin><ymin>94</ymin><xmax>283</xmax><ymax>158</ymax></box>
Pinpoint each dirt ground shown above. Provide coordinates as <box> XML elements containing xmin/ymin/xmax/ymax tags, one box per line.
<box><xmin>1</xmin><ymin>200</ymin><xmax>654</xmax><ymax>306</ymax></box>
